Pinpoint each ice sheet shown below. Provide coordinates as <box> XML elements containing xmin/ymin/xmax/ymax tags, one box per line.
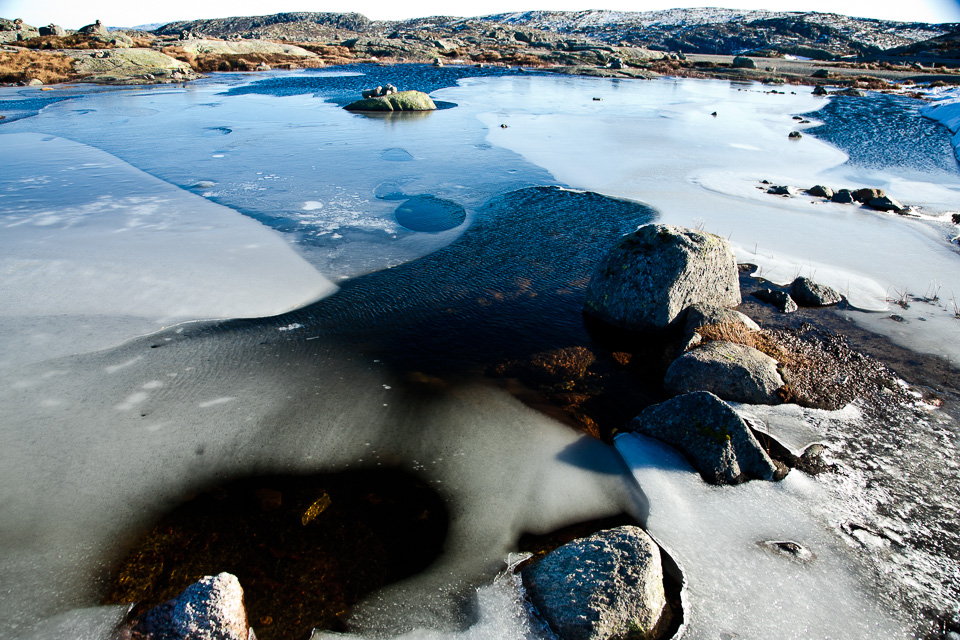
<box><xmin>0</xmin><ymin>132</ymin><xmax>335</xmax><ymax>365</ymax></box>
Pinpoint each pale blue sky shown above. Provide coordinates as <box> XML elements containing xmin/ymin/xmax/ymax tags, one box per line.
<box><xmin>1</xmin><ymin>0</ymin><xmax>958</xmax><ymax>29</ymax></box>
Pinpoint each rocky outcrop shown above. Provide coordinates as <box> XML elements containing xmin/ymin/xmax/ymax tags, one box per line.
<box><xmin>0</xmin><ymin>18</ymin><xmax>39</xmax><ymax>43</ymax></box>
<box><xmin>130</xmin><ymin>572</ymin><xmax>254</xmax><ymax>640</ymax></box>
<box><xmin>753</xmin><ymin>288</ymin><xmax>798</xmax><ymax>313</ymax></box>
<box><xmin>79</xmin><ymin>20</ymin><xmax>108</xmax><ymax>37</ymax></box>
<box><xmin>665</xmin><ymin>340</ymin><xmax>784</xmax><ymax>404</ymax></box>
<box><xmin>344</xmin><ymin>90</ymin><xmax>437</xmax><ymax>111</ymax></box>
<box><xmin>178</xmin><ymin>38</ymin><xmax>319</xmax><ymax>58</ymax></box>
<box><xmin>583</xmin><ymin>224</ymin><xmax>740</xmax><ymax>333</ymax></box>
<box><xmin>523</xmin><ymin>526</ymin><xmax>668</xmax><ymax>640</ymax></box>
<box><xmin>790</xmin><ymin>277</ymin><xmax>842</xmax><ymax>307</ymax></box>
<box><xmin>67</xmin><ymin>48</ymin><xmax>199</xmax><ymax>84</ymax></box>
<box><xmin>39</xmin><ymin>24</ymin><xmax>66</xmax><ymax>37</ymax></box>
<box><xmin>627</xmin><ymin>391</ymin><xmax>781</xmax><ymax>484</ymax></box>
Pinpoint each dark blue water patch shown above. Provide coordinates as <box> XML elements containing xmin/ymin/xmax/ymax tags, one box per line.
<box><xmin>0</xmin><ymin>95</ymin><xmax>74</xmax><ymax>123</ymax></box>
<box><xmin>802</xmin><ymin>93</ymin><xmax>960</xmax><ymax>175</ymax></box>
<box><xmin>221</xmin><ymin>63</ymin><xmax>543</xmax><ymax>106</ymax></box>
<box><xmin>380</xmin><ymin>147</ymin><xmax>414</xmax><ymax>162</ymax></box>
<box><xmin>395</xmin><ymin>195</ymin><xmax>465</xmax><ymax>232</ymax></box>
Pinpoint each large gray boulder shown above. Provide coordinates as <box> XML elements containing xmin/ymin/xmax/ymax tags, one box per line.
<box><xmin>583</xmin><ymin>224</ymin><xmax>740</xmax><ymax>333</ymax></box>
<box><xmin>523</xmin><ymin>526</ymin><xmax>668</xmax><ymax>640</ymax></box>
<box><xmin>39</xmin><ymin>24</ymin><xmax>66</xmax><ymax>37</ymax></box>
<box><xmin>733</xmin><ymin>55</ymin><xmax>756</xmax><ymax>69</ymax></box>
<box><xmin>627</xmin><ymin>391</ymin><xmax>780</xmax><ymax>484</ymax></box>
<box><xmin>665</xmin><ymin>340</ymin><xmax>784</xmax><ymax>404</ymax></box>
<box><xmin>345</xmin><ymin>90</ymin><xmax>437</xmax><ymax>112</ymax></box>
<box><xmin>790</xmin><ymin>277</ymin><xmax>841</xmax><ymax>307</ymax></box>
<box><xmin>131</xmin><ymin>573</ymin><xmax>253</xmax><ymax>640</ymax></box>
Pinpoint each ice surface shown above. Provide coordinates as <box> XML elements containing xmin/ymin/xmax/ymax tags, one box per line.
<box><xmin>436</xmin><ymin>76</ymin><xmax>960</xmax><ymax>361</ymax></box>
<box><xmin>0</xmin><ymin>327</ymin><xmax>635</xmax><ymax>639</ymax></box>
<box><xmin>0</xmin><ymin>132</ymin><xmax>335</xmax><ymax>365</ymax></box>
<box><xmin>615</xmin><ymin>433</ymin><xmax>910</xmax><ymax>639</ymax></box>
<box><xmin>922</xmin><ymin>87</ymin><xmax>960</xmax><ymax>163</ymax></box>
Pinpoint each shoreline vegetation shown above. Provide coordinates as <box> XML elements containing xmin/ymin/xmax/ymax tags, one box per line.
<box><xmin>1</xmin><ymin>11</ymin><xmax>959</xmax><ymax>88</ymax></box>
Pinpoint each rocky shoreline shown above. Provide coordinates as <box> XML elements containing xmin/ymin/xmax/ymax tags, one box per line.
<box><xmin>1</xmin><ymin>12</ymin><xmax>958</xmax><ymax>87</ymax></box>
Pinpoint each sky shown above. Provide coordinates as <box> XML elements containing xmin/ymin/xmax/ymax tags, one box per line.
<box><xmin>1</xmin><ymin>0</ymin><xmax>958</xmax><ymax>29</ymax></box>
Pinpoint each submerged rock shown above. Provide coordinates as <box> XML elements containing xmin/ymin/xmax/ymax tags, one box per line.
<box><xmin>665</xmin><ymin>340</ymin><xmax>784</xmax><ymax>404</ymax></box>
<box><xmin>790</xmin><ymin>277</ymin><xmax>842</xmax><ymax>307</ymax></box>
<box><xmin>753</xmin><ymin>288</ymin><xmax>798</xmax><ymax>313</ymax></box>
<box><xmin>627</xmin><ymin>391</ymin><xmax>780</xmax><ymax>484</ymax></box>
<box><xmin>344</xmin><ymin>90</ymin><xmax>437</xmax><ymax>112</ymax></box>
<box><xmin>523</xmin><ymin>526</ymin><xmax>668</xmax><ymax>640</ymax></box>
<box><xmin>131</xmin><ymin>572</ymin><xmax>253</xmax><ymax>640</ymax></box>
<box><xmin>583</xmin><ymin>224</ymin><xmax>740</xmax><ymax>333</ymax></box>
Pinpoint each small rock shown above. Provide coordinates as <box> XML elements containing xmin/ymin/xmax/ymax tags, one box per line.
<box><xmin>790</xmin><ymin>277</ymin><xmax>842</xmax><ymax>307</ymax></box>
<box><xmin>831</xmin><ymin>189</ymin><xmax>854</xmax><ymax>204</ymax></box>
<box><xmin>711</xmin><ymin>111</ymin><xmax>717</xmax><ymax>116</ymax></box>
<box><xmin>834</xmin><ymin>88</ymin><xmax>865</xmax><ymax>97</ymax></box>
<box><xmin>760</xmin><ymin>540</ymin><xmax>815</xmax><ymax>562</ymax></box>
<box><xmin>951</xmin><ymin>213</ymin><xmax>960</xmax><ymax>224</ymax></box>
<box><xmin>433</xmin><ymin>57</ymin><xmax>443</xmax><ymax>67</ymax></box>
<box><xmin>792</xmin><ymin>115</ymin><xmax>803</xmax><ymax>121</ymax></box>
<box><xmin>812</xmin><ymin>85</ymin><xmax>828</xmax><ymax>96</ymax></box>
<box><xmin>811</xmin><ymin>68</ymin><xmax>831</xmax><ymax>78</ymax></box>
<box><xmin>868</xmin><ymin>195</ymin><xmax>904</xmax><ymax>212</ymax></box>
<box><xmin>788</xmin><ymin>131</ymin><xmax>802</xmax><ymax>139</ymax></box>
<box><xmin>684</xmin><ymin>303</ymin><xmax>761</xmax><ymax>335</ymax></box>
<box><xmin>523</xmin><ymin>526</ymin><xmax>668</xmax><ymax>640</ymax></box>
<box><xmin>806</xmin><ymin>185</ymin><xmax>834</xmax><ymax>198</ymax></box>
<box><xmin>500</xmin><ymin>123</ymin><xmax>508</xmax><ymax>128</ymax></box>
<box><xmin>608</xmin><ymin>57</ymin><xmax>624</xmax><ymax>69</ymax></box>
<box><xmin>664</xmin><ymin>340</ymin><xmax>785</xmax><ymax>404</ymax></box>
<box><xmin>767</xmin><ymin>185</ymin><xmax>799</xmax><ymax>196</ymax></box>
<box><xmin>593</xmin><ymin>97</ymin><xmax>602</xmax><ymax>101</ymax></box>
<box><xmin>25</xmin><ymin>78</ymin><xmax>43</xmax><ymax>86</ymax></box>
<box><xmin>627</xmin><ymin>391</ymin><xmax>780</xmax><ymax>484</ymax></box>
<box><xmin>753</xmin><ymin>288</ymin><xmax>798</xmax><ymax>313</ymax></box>
<box><xmin>852</xmin><ymin>187</ymin><xmax>884</xmax><ymax>203</ymax></box>
<box><xmin>130</xmin><ymin>573</ymin><xmax>253</xmax><ymax>640</ymax></box>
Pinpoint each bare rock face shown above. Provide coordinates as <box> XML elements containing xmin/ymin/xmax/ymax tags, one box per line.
<box><xmin>130</xmin><ymin>573</ymin><xmax>253</xmax><ymax>640</ymax></box>
<box><xmin>583</xmin><ymin>224</ymin><xmax>740</xmax><ymax>333</ymax></box>
<box><xmin>627</xmin><ymin>391</ymin><xmax>780</xmax><ymax>484</ymax></box>
<box><xmin>665</xmin><ymin>340</ymin><xmax>784</xmax><ymax>404</ymax></box>
<box><xmin>523</xmin><ymin>526</ymin><xmax>668</xmax><ymax>640</ymax></box>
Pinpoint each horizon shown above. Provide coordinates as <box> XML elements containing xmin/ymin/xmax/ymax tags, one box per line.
<box><xmin>2</xmin><ymin>1</ymin><xmax>959</xmax><ymax>31</ymax></box>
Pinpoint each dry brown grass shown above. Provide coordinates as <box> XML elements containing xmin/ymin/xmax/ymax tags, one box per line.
<box><xmin>11</xmin><ymin>34</ymin><xmax>112</xmax><ymax>50</ymax></box>
<box><xmin>695</xmin><ymin>322</ymin><xmax>806</xmax><ymax>368</ymax></box>
<box><xmin>0</xmin><ymin>48</ymin><xmax>78</xmax><ymax>84</ymax></box>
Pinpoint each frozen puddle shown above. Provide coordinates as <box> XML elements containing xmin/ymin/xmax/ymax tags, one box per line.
<box><xmin>0</xmin><ymin>133</ymin><xmax>335</xmax><ymax>366</ymax></box>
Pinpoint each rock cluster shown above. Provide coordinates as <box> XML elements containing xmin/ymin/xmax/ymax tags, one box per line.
<box><xmin>361</xmin><ymin>83</ymin><xmax>397</xmax><ymax>98</ymax></box>
<box><xmin>523</xmin><ymin>526</ymin><xmax>669</xmax><ymax>640</ymax></box>
<box><xmin>762</xmin><ymin>180</ymin><xmax>908</xmax><ymax>214</ymax></box>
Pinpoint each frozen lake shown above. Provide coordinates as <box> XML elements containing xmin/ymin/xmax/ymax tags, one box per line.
<box><xmin>1</xmin><ymin>67</ymin><xmax>959</xmax><ymax>640</ymax></box>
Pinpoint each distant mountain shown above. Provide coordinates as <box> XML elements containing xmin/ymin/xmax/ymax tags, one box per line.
<box><xmin>149</xmin><ymin>8</ymin><xmax>957</xmax><ymax>59</ymax></box>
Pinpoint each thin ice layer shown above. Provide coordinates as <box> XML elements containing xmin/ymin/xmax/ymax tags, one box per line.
<box><xmin>0</xmin><ymin>133</ymin><xmax>335</xmax><ymax>364</ymax></box>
